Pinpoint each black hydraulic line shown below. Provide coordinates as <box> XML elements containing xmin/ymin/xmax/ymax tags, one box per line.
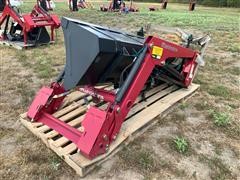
<box><xmin>157</xmin><ymin>74</ymin><xmax>185</xmax><ymax>87</ymax></box>
<box><xmin>3</xmin><ymin>15</ymin><xmax>10</xmax><ymax>36</ymax></box>
<box><xmin>39</xmin><ymin>0</ymin><xmax>48</xmax><ymax>11</ymax></box>
<box><xmin>12</xmin><ymin>6</ymin><xmax>20</xmax><ymax>14</ymax></box>
<box><xmin>116</xmin><ymin>45</ymin><xmax>148</xmax><ymax>103</ymax></box>
<box><xmin>162</xmin><ymin>65</ymin><xmax>185</xmax><ymax>81</ymax></box>
<box><xmin>34</xmin><ymin>27</ymin><xmax>42</xmax><ymax>46</ymax></box>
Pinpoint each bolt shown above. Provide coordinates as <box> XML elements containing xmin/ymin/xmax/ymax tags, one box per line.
<box><xmin>79</xmin><ymin>126</ymin><xmax>85</xmax><ymax>133</ymax></box>
<box><xmin>112</xmin><ymin>134</ymin><xmax>117</xmax><ymax>140</ymax></box>
<box><xmin>116</xmin><ymin>107</ymin><xmax>120</xmax><ymax>113</ymax></box>
<box><xmin>105</xmin><ymin>144</ymin><xmax>109</xmax><ymax>152</ymax></box>
<box><xmin>103</xmin><ymin>134</ymin><xmax>108</xmax><ymax>141</ymax></box>
<box><xmin>149</xmin><ymin>43</ymin><xmax>154</xmax><ymax>48</ymax></box>
<box><xmin>160</xmin><ymin>61</ymin><xmax>165</xmax><ymax>65</ymax></box>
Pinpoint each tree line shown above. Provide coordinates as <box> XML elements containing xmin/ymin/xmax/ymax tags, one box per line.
<box><xmin>134</xmin><ymin>0</ymin><xmax>240</xmax><ymax>7</ymax></box>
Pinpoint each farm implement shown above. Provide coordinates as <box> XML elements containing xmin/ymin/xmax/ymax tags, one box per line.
<box><xmin>68</xmin><ymin>0</ymin><xmax>93</xmax><ymax>11</ymax></box>
<box><xmin>26</xmin><ymin>17</ymin><xmax>210</xmax><ymax>160</ymax></box>
<box><xmin>0</xmin><ymin>0</ymin><xmax>60</xmax><ymax>49</ymax></box>
<box><xmin>100</xmin><ymin>0</ymin><xmax>138</xmax><ymax>12</ymax></box>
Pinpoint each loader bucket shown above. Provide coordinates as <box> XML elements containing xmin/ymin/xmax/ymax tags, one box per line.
<box><xmin>27</xmin><ymin>27</ymin><xmax>50</xmax><ymax>45</ymax></box>
<box><xmin>61</xmin><ymin>17</ymin><xmax>144</xmax><ymax>90</ymax></box>
<box><xmin>8</xmin><ymin>23</ymin><xmax>50</xmax><ymax>45</ymax></box>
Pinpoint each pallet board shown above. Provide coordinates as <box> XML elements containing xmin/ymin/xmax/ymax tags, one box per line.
<box><xmin>0</xmin><ymin>40</ymin><xmax>54</xmax><ymax>50</ymax></box>
<box><xmin>20</xmin><ymin>83</ymin><xmax>199</xmax><ymax>177</ymax></box>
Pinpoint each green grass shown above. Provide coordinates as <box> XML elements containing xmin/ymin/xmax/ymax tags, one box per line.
<box><xmin>207</xmin><ymin>85</ymin><xmax>231</xmax><ymax>99</ymax></box>
<box><xmin>49</xmin><ymin>155</ymin><xmax>62</xmax><ymax>171</ymax></box>
<box><xmin>174</xmin><ymin>137</ymin><xmax>188</xmax><ymax>154</ymax></box>
<box><xmin>227</xmin><ymin>43</ymin><xmax>240</xmax><ymax>53</ymax></box>
<box><xmin>15</xmin><ymin>47</ymin><xmax>57</xmax><ymax>79</ymax></box>
<box><xmin>20</xmin><ymin>1</ymin><xmax>239</xmax><ymax>32</ymax></box>
<box><xmin>228</xmin><ymin>67</ymin><xmax>240</xmax><ymax>76</ymax></box>
<box><xmin>210</xmin><ymin>110</ymin><xmax>231</xmax><ymax>127</ymax></box>
<box><xmin>179</xmin><ymin>102</ymin><xmax>189</xmax><ymax>110</ymax></box>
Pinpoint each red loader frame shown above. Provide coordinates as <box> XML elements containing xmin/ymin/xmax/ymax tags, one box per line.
<box><xmin>0</xmin><ymin>0</ymin><xmax>60</xmax><ymax>45</ymax></box>
<box><xmin>27</xmin><ymin>36</ymin><xmax>201</xmax><ymax>159</ymax></box>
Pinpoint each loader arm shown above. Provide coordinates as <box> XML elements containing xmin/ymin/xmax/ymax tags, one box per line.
<box><xmin>0</xmin><ymin>5</ymin><xmax>24</xmax><ymax>28</ymax></box>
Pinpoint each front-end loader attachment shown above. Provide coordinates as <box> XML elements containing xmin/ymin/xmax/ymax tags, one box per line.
<box><xmin>27</xmin><ymin>17</ymin><xmax>210</xmax><ymax>159</ymax></box>
<box><xmin>0</xmin><ymin>0</ymin><xmax>60</xmax><ymax>48</ymax></box>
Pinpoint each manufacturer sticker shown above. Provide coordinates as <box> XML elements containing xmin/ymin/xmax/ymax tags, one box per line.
<box><xmin>152</xmin><ymin>46</ymin><xmax>163</xmax><ymax>59</ymax></box>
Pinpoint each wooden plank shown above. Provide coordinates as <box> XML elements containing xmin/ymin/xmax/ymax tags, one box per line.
<box><xmin>135</xmin><ymin>84</ymin><xmax>168</xmax><ymax>102</ymax></box>
<box><xmin>53</xmin><ymin>101</ymin><xmax>82</xmax><ymax>118</ymax></box>
<box><xmin>59</xmin><ymin>91</ymin><xmax>86</xmax><ymax>109</ymax></box>
<box><xmin>53</xmin><ymin>97</ymin><xmax>91</xmax><ymax>118</ymax></box>
<box><xmin>0</xmin><ymin>41</ymin><xmax>25</xmax><ymax>50</ymax></box>
<box><xmin>127</xmin><ymin>85</ymin><xmax>178</xmax><ymax>118</ymax></box>
<box><xmin>20</xmin><ymin>83</ymin><xmax>199</xmax><ymax>177</ymax></box>
<box><xmin>60</xmin><ymin>143</ymin><xmax>77</xmax><ymax>155</ymax></box>
<box><xmin>0</xmin><ymin>40</ymin><xmax>54</xmax><ymax>50</ymax></box>
<box><xmin>37</xmin><ymin>105</ymin><xmax>88</xmax><ymax>133</ymax></box>
<box><xmin>20</xmin><ymin>118</ymin><xmax>51</xmax><ymax>147</ymax></box>
<box><xmin>44</xmin><ymin>116</ymin><xmax>84</xmax><ymax>139</ymax></box>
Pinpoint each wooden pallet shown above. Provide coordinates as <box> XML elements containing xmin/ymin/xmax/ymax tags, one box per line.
<box><xmin>20</xmin><ymin>83</ymin><xmax>199</xmax><ymax>177</ymax></box>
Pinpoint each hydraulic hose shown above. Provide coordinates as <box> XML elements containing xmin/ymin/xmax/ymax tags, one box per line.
<box><xmin>116</xmin><ymin>45</ymin><xmax>148</xmax><ymax>103</ymax></box>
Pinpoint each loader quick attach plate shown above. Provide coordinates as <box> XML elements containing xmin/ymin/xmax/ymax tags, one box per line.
<box><xmin>20</xmin><ymin>83</ymin><xmax>199</xmax><ymax>177</ymax></box>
